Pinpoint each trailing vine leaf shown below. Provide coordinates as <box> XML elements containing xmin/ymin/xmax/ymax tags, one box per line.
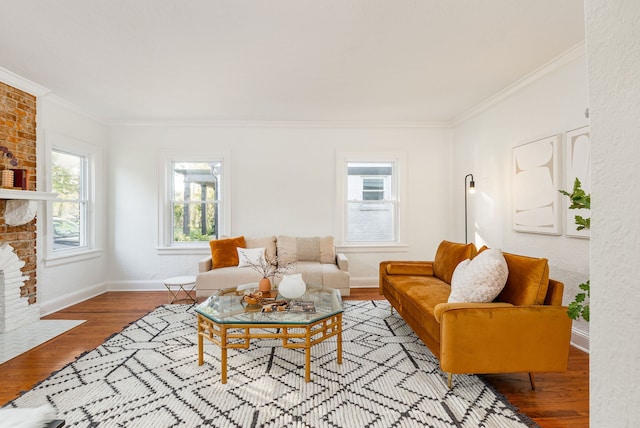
<box><xmin>559</xmin><ymin>179</ymin><xmax>591</xmax><ymax>322</ymax></box>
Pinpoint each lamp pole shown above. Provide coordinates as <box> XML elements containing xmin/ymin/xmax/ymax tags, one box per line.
<box><xmin>464</xmin><ymin>174</ymin><xmax>475</xmax><ymax>243</ymax></box>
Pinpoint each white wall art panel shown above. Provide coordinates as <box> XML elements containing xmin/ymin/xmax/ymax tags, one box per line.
<box><xmin>512</xmin><ymin>134</ymin><xmax>561</xmax><ymax>235</ymax></box>
<box><xmin>564</xmin><ymin>126</ymin><xmax>591</xmax><ymax>238</ymax></box>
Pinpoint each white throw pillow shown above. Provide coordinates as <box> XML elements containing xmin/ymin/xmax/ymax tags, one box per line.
<box><xmin>448</xmin><ymin>248</ymin><xmax>509</xmax><ymax>303</ymax></box>
<box><xmin>237</xmin><ymin>247</ymin><xmax>265</xmax><ymax>268</ymax></box>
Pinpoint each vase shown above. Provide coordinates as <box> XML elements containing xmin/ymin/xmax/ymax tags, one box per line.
<box><xmin>278</xmin><ymin>273</ymin><xmax>306</xmax><ymax>299</ymax></box>
<box><xmin>258</xmin><ymin>277</ymin><xmax>271</xmax><ymax>292</ymax></box>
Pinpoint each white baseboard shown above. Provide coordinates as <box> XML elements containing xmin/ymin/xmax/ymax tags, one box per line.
<box><xmin>39</xmin><ymin>282</ymin><xmax>107</xmax><ymax>317</ymax></box>
<box><xmin>570</xmin><ymin>327</ymin><xmax>590</xmax><ymax>353</ymax></box>
<box><xmin>349</xmin><ymin>277</ymin><xmax>378</xmax><ymax>288</ymax></box>
<box><xmin>106</xmin><ymin>280</ymin><xmax>167</xmax><ymax>291</ymax></box>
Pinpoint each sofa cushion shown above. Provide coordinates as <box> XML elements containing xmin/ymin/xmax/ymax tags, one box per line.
<box><xmin>497</xmin><ymin>252</ymin><xmax>549</xmax><ymax>305</ymax></box>
<box><xmin>246</xmin><ymin>236</ymin><xmax>277</xmax><ymax>263</ymax></box>
<box><xmin>318</xmin><ymin>236</ymin><xmax>335</xmax><ymax>263</ymax></box>
<box><xmin>276</xmin><ymin>235</ymin><xmax>297</xmax><ymax>264</ymax></box>
<box><xmin>209</xmin><ymin>236</ymin><xmax>246</xmax><ymax>269</ymax></box>
<box><xmin>297</xmin><ymin>237</ymin><xmax>319</xmax><ymax>262</ymax></box>
<box><xmin>448</xmin><ymin>249</ymin><xmax>509</xmax><ymax>303</ymax></box>
<box><xmin>237</xmin><ymin>247</ymin><xmax>265</xmax><ymax>268</ymax></box>
<box><xmin>433</xmin><ymin>240</ymin><xmax>477</xmax><ymax>284</ymax></box>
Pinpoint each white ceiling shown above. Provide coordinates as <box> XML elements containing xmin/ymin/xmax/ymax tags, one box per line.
<box><xmin>0</xmin><ymin>0</ymin><xmax>585</xmax><ymax>123</ymax></box>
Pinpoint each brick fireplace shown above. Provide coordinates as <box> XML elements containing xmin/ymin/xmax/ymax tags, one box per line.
<box><xmin>0</xmin><ymin>81</ymin><xmax>39</xmax><ymax>332</ymax></box>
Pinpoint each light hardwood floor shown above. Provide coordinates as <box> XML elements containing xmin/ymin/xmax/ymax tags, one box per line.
<box><xmin>0</xmin><ymin>289</ymin><xmax>588</xmax><ymax>427</ymax></box>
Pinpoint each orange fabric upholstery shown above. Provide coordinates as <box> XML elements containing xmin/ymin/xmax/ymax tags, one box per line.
<box><xmin>498</xmin><ymin>252</ymin><xmax>549</xmax><ymax>305</ymax></box>
<box><xmin>209</xmin><ymin>236</ymin><xmax>246</xmax><ymax>269</ymax></box>
<box><xmin>379</xmin><ymin>240</ymin><xmax>572</xmax><ymax>381</ymax></box>
<box><xmin>432</xmin><ymin>240</ymin><xmax>477</xmax><ymax>283</ymax></box>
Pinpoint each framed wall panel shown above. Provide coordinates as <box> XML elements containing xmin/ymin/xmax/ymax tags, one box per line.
<box><xmin>512</xmin><ymin>134</ymin><xmax>562</xmax><ymax>235</ymax></box>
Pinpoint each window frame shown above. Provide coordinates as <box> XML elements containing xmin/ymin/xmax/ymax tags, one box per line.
<box><xmin>157</xmin><ymin>150</ymin><xmax>231</xmax><ymax>254</ymax></box>
<box><xmin>44</xmin><ymin>132</ymin><xmax>102</xmax><ymax>265</ymax></box>
<box><xmin>336</xmin><ymin>152</ymin><xmax>408</xmax><ymax>249</ymax></box>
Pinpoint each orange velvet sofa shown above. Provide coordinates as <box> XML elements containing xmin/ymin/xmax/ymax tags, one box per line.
<box><xmin>379</xmin><ymin>240</ymin><xmax>572</xmax><ymax>388</ymax></box>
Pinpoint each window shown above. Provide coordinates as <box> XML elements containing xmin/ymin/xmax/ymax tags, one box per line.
<box><xmin>159</xmin><ymin>152</ymin><xmax>230</xmax><ymax>251</ymax></box>
<box><xmin>171</xmin><ymin>161</ymin><xmax>220</xmax><ymax>243</ymax></box>
<box><xmin>337</xmin><ymin>153</ymin><xmax>407</xmax><ymax>246</ymax></box>
<box><xmin>51</xmin><ymin>150</ymin><xmax>87</xmax><ymax>250</ymax></box>
<box><xmin>45</xmin><ymin>131</ymin><xmax>102</xmax><ymax>264</ymax></box>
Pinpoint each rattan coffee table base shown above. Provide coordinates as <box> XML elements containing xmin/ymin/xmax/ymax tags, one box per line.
<box><xmin>197</xmin><ymin>313</ymin><xmax>343</xmax><ymax>383</ymax></box>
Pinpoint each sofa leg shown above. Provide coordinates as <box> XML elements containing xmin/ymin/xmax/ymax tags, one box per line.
<box><xmin>447</xmin><ymin>373</ymin><xmax>453</xmax><ymax>389</ymax></box>
<box><xmin>528</xmin><ymin>372</ymin><xmax>536</xmax><ymax>390</ymax></box>
<box><xmin>390</xmin><ymin>306</ymin><xmax>394</xmax><ymax>315</ymax></box>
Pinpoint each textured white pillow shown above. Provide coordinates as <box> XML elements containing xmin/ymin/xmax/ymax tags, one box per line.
<box><xmin>448</xmin><ymin>249</ymin><xmax>509</xmax><ymax>303</ymax></box>
<box><xmin>237</xmin><ymin>247</ymin><xmax>265</xmax><ymax>268</ymax></box>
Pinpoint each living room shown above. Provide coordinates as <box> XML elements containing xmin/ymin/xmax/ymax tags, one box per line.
<box><xmin>0</xmin><ymin>1</ymin><xmax>639</xmax><ymax>426</ymax></box>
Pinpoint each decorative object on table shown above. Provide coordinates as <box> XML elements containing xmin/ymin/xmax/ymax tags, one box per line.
<box><xmin>288</xmin><ymin>300</ymin><xmax>316</xmax><ymax>313</ymax></box>
<box><xmin>238</xmin><ymin>247</ymin><xmax>295</xmax><ymax>293</ymax></box>
<box><xmin>564</xmin><ymin>126</ymin><xmax>591</xmax><ymax>238</ymax></box>
<box><xmin>278</xmin><ymin>273</ymin><xmax>306</xmax><ymax>299</ymax></box>
<box><xmin>512</xmin><ymin>134</ymin><xmax>562</xmax><ymax>235</ymax></box>
<box><xmin>463</xmin><ymin>173</ymin><xmax>475</xmax><ymax>243</ymax></box>
<box><xmin>559</xmin><ymin>177</ymin><xmax>591</xmax><ymax>322</ymax></box>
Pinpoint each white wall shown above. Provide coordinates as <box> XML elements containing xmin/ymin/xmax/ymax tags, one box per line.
<box><xmin>586</xmin><ymin>1</ymin><xmax>640</xmax><ymax>425</ymax></box>
<box><xmin>107</xmin><ymin>123</ymin><xmax>453</xmax><ymax>289</ymax></box>
<box><xmin>452</xmin><ymin>48</ymin><xmax>590</xmax><ymax>347</ymax></box>
<box><xmin>37</xmin><ymin>97</ymin><xmax>110</xmax><ymax>314</ymax></box>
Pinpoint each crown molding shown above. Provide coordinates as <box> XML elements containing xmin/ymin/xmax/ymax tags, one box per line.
<box><xmin>41</xmin><ymin>94</ymin><xmax>109</xmax><ymax>127</ymax></box>
<box><xmin>452</xmin><ymin>41</ymin><xmax>587</xmax><ymax>126</ymax></box>
<box><xmin>108</xmin><ymin>119</ymin><xmax>452</xmax><ymax>129</ymax></box>
<box><xmin>0</xmin><ymin>66</ymin><xmax>51</xmax><ymax>97</ymax></box>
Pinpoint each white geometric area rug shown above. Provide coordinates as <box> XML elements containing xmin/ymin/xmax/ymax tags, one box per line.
<box><xmin>6</xmin><ymin>301</ymin><xmax>538</xmax><ymax>427</ymax></box>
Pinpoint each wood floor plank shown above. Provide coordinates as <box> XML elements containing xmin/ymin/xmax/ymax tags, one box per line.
<box><xmin>0</xmin><ymin>290</ymin><xmax>589</xmax><ymax>427</ymax></box>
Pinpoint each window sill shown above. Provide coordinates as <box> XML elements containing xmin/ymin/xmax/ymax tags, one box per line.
<box><xmin>336</xmin><ymin>244</ymin><xmax>409</xmax><ymax>253</ymax></box>
<box><xmin>156</xmin><ymin>246</ymin><xmax>211</xmax><ymax>256</ymax></box>
<box><xmin>44</xmin><ymin>248</ymin><xmax>103</xmax><ymax>267</ymax></box>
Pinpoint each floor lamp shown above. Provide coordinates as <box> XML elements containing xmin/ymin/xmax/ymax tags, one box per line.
<box><xmin>464</xmin><ymin>174</ymin><xmax>475</xmax><ymax>244</ymax></box>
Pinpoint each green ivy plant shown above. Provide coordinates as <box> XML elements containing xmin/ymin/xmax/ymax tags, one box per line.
<box><xmin>559</xmin><ymin>178</ymin><xmax>590</xmax><ymax>322</ymax></box>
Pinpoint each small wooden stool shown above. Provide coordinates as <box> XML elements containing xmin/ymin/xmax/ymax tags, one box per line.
<box><xmin>164</xmin><ymin>276</ymin><xmax>197</xmax><ymax>303</ymax></box>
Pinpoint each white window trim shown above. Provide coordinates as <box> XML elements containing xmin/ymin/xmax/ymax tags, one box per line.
<box><xmin>157</xmin><ymin>150</ymin><xmax>231</xmax><ymax>253</ymax></box>
<box><xmin>43</xmin><ymin>131</ymin><xmax>103</xmax><ymax>266</ymax></box>
<box><xmin>336</xmin><ymin>151</ymin><xmax>408</xmax><ymax>247</ymax></box>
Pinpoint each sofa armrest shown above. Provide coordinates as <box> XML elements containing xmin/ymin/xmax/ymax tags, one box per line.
<box><xmin>437</xmin><ymin>304</ymin><xmax>573</xmax><ymax>374</ymax></box>
<box><xmin>198</xmin><ymin>256</ymin><xmax>213</xmax><ymax>273</ymax></box>
<box><xmin>380</xmin><ymin>260</ymin><xmax>435</xmax><ymax>276</ymax></box>
<box><xmin>434</xmin><ymin>302</ymin><xmax>513</xmax><ymax>323</ymax></box>
<box><xmin>336</xmin><ymin>253</ymin><xmax>349</xmax><ymax>272</ymax></box>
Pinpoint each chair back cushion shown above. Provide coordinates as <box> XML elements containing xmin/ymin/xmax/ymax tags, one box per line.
<box><xmin>433</xmin><ymin>240</ymin><xmax>477</xmax><ymax>284</ymax></box>
<box><xmin>497</xmin><ymin>252</ymin><xmax>550</xmax><ymax>305</ymax></box>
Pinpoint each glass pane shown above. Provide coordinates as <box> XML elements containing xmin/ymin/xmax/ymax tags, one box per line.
<box><xmin>347</xmin><ymin>162</ymin><xmax>392</xmax><ymax>201</ymax></box>
<box><xmin>363</xmin><ymin>178</ymin><xmax>384</xmax><ymax>191</ymax></box>
<box><xmin>173</xmin><ymin>202</ymin><xmax>218</xmax><ymax>242</ymax></box>
<box><xmin>173</xmin><ymin>161</ymin><xmax>220</xmax><ymax>202</ymax></box>
<box><xmin>52</xmin><ymin>201</ymin><xmax>82</xmax><ymax>250</ymax></box>
<box><xmin>346</xmin><ymin>201</ymin><xmax>394</xmax><ymax>242</ymax></box>
<box><xmin>52</xmin><ymin>151</ymin><xmax>82</xmax><ymax>200</ymax></box>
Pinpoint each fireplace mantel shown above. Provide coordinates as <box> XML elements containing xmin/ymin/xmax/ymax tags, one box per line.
<box><xmin>0</xmin><ymin>189</ymin><xmax>57</xmax><ymax>200</ymax></box>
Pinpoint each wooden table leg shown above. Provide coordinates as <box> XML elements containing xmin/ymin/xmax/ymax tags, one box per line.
<box><xmin>221</xmin><ymin>326</ymin><xmax>228</xmax><ymax>384</ymax></box>
<box><xmin>337</xmin><ymin>314</ymin><xmax>343</xmax><ymax>365</ymax></box>
<box><xmin>305</xmin><ymin>327</ymin><xmax>311</xmax><ymax>382</ymax></box>
<box><xmin>197</xmin><ymin>316</ymin><xmax>204</xmax><ymax>366</ymax></box>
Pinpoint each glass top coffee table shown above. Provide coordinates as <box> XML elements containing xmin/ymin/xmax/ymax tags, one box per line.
<box><xmin>195</xmin><ymin>285</ymin><xmax>343</xmax><ymax>383</ymax></box>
